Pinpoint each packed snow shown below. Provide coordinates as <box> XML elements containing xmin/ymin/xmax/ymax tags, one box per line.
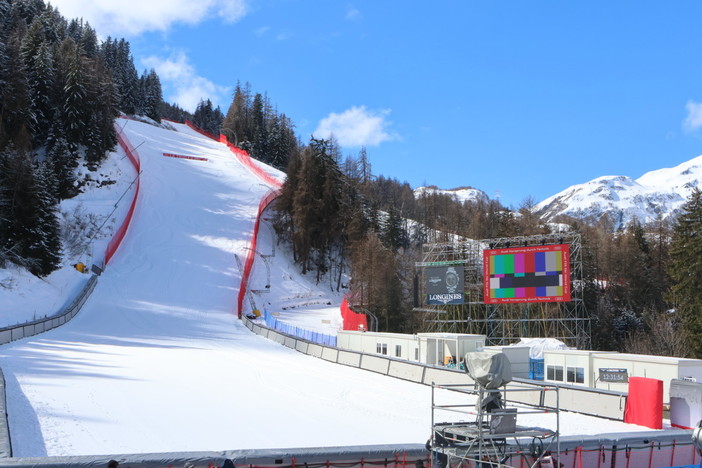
<box><xmin>0</xmin><ymin>120</ymin><xmax>661</xmax><ymax>457</ymax></box>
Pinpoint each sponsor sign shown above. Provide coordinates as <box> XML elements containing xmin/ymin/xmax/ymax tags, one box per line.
<box><xmin>426</xmin><ymin>266</ymin><xmax>464</xmax><ymax>305</ymax></box>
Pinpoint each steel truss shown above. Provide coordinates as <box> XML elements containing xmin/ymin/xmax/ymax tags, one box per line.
<box><xmin>415</xmin><ymin>233</ymin><xmax>591</xmax><ymax>349</ymax></box>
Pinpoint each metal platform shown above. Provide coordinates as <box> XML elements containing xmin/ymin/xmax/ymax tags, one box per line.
<box><xmin>429</xmin><ymin>383</ymin><xmax>560</xmax><ymax>467</ymax></box>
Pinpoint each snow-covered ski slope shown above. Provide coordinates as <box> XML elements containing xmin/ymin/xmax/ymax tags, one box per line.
<box><xmin>0</xmin><ymin>120</ymin><xmax>653</xmax><ymax>457</ymax></box>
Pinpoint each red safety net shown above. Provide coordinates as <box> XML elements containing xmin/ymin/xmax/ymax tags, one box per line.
<box><xmin>237</xmin><ymin>189</ymin><xmax>281</xmax><ymax>317</ymax></box>
<box><xmin>184</xmin><ymin>120</ymin><xmax>219</xmax><ymax>142</ymax></box>
<box><xmin>183</xmin><ymin>121</ymin><xmax>284</xmax><ymax>318</ymax></box>
<box><xmin>184</xmin><ymin>121</ymin><xmax>282</xmax><ymax>189</ymax></box>
<box><xmin>624</xmin><ymin>376</ymin><xmax>663</xmax><ymax>429</ymax></box>
<box><xmin>340</xmin><ymin>297</ymin><xmax>368</xmax><ymax>331</ymax></box>
<box><xmin>218</xmin><ymin>134</ymin><xmax>282</xmax><ymax>189</ymax></box>
<box><xmin>104</xmin><ymin>124</ymin><xmax>141</xmax><ymax>266</ymax></box>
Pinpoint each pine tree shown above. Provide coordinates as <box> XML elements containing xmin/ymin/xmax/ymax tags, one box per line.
<box><xmin>192</xmin><ymin>99</ymin><xmax>223</xmax><ymax>136</ymax></box>
<box><xmin>1</xmin><ymin>22</ymin><xmax>33</xmax><ymax>150</ymax></box>
<box><xmin>60</xmin><ymin>41</ymin><xmax>86</xmax><ymax>147</ymax></box>
<box><xmin>46</xmin><ymin>126</ymin><xmax>78</xmax><ymax>199</ymax></box>
<box><xmin>9</xmin><ymin>0</ymin><xmax>45</xmax><ymax>26</ymax></box>
<box><xmin>667</xmin><ymin>188</ymin><xmax>702</xmax><ymax>357</ymax></box>
<box><xmin>140</xmin><ymin>68</ymin><xmax>162</xmax><ymax>122</ymax></box>
<box><xmin>79</xmin><ymin>22</ymin><xmax>98</xmax><ymax>58</ymax></box>
<box><xmin>37</xmin><ymin>4</ymin><xmax>66</xmax><ymax>45</ymax></box>
<box><xmin>23</xmin><ymin>26</ymin><xmax>56</xmax><ymax>145</ymax></box>
<box><xmin>31</xmin><ymin>158</ymin><xmax>62</xmax><ymax>275</ymax></box>
<box><xmin>0</xmin><ymin>144</ymin><xmax>60</xmax><ymax>276</ymax></box>
<box><xmin>83</xmin><ymin>54</ymin><xmax>117</xmax><ymax>168</ymax></box>
<box><xmin>221</xmin><ymin>81</ymin><xmax>251</xmax><ymax>146</ymax></box>
<box><xmin>381</xmin><ymin>204</ymin><xmax>408</xmax><ymax>251</ymax></box>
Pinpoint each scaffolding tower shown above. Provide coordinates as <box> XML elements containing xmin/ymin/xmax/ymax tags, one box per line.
<box><xmin>415</xmin><ymin>233</ymin><xmax>591</xmax><ymax>349</ymax></box>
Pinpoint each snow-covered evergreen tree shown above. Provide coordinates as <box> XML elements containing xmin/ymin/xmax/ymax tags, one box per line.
<box><xmin>0</xmin><ymin>144</ymin><xmax>60</xmax><ymax>276</ymax></box>
<box><xmin>667</xmin><ymin>188</ymin><xmax>702</xmax><ymax>357</ymax></box>
<box><xmin>140</xmin><ymin>68</ymin><xmax>162</xmax><ymax>122</ymax></box>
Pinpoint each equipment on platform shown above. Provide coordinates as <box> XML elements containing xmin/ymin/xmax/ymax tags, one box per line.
<box><xmin>428</xmin><ymin>352</ymin><xmax>559</xmax><ymax>467</ymax></box>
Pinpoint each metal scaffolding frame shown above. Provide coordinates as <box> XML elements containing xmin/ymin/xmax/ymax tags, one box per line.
<box><xmin>415</xmin><ymin>233</ymin><xmax>591</xmax><ymax>349</ymax></box>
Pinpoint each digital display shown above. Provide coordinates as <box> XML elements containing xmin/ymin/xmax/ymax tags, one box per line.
<box><xmin>599</xmin><ymin>368</ymin><xmax>629</xmax><ymax>383</ymax></box>
<box><xmin>483</xmin><ymin>244</ymin><xmax>571</xmax><ymax>304</ymax></box>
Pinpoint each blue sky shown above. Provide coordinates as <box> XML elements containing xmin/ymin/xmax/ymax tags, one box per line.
<box><xmin>51</xmin><ymin>0</ymin><xmax>702</xmax><ymax>208</ymax></box>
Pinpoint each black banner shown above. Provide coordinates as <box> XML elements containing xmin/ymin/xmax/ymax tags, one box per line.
<box><xmin>426</xmin><ymin>266</ymin><xmax>464</xmax><ymax>305</ymax></box>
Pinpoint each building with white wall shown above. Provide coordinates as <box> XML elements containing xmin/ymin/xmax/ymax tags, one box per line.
<box><xmin>336</xmin><ymin>331</ymin><xmax>485</xmax><ymax>366</ymax></box>
<box><xmin>543</xmin><ymin>349</ymin><xmax>702</xmax><ymax>403</ymax></box>
<box><xmin>485</xmin><ymin>345</ymin><xmax>531</xmax><ymax>378</ymax></box>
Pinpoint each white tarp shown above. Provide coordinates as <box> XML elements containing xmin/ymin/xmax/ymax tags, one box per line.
<box><xmin>511</xmin><ymin>337</ymin><xmax>569</xmax><ymax>359</ymax></box>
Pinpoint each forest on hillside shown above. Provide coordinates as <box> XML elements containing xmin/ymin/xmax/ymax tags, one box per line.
<box><xmin>271</xmin><ymin>137</ymin><xmax>702</xmax><ymax>359</ymax></box>
<box><xmin>2</xmin><ymin>0</ymin><xmax>702</xmax><ymax>359</ymax></box>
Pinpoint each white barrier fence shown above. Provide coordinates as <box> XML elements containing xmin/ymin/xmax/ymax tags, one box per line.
<box><xmin>243</xmin><ymin>317</ymin><xmax>627</xmax><ymax>420</ymax></box>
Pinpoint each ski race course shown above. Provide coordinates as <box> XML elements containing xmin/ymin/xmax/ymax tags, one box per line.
<box><xmin>0</xmin><ymin>120</ymin><xmax>695</xmax><ymax>467</ymax></box>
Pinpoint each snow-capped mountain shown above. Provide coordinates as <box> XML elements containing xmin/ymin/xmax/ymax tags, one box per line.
<box><xmin>414</xmin><ymin>185</ymin><xmax>489</xmax><ymax>204</ymax></box>
<box><xmin>533</xmin><ymin>154</ymin><xmax>702</xmax><ymax>228</ymax></box>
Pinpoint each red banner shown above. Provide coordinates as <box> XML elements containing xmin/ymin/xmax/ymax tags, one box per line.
<box><xmin>340</xmin><ymin>297</ymin><xmax>368</xmax><ymax>331</ymax></box>
<box><xmin>624</xmin><ymin>377</ymin><xmax>663</xmax><ymax>429</ymax></box>
<box><xmin>163</xmin><ymin>152</ymin><xmax>208</xmax><ymax>162</ymax></box>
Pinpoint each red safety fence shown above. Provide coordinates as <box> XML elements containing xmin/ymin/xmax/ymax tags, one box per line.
<box><xmin>184</xmin><ymin>121</ymin><xmax>282</xmax><ymax>189</ymax></box>
<box><xmin>181</xmin><ymin>120</ymin><xmax>285</xmax><ymax>318</ymax></box>
<box><xmin>104</xmin><ymin>123</ymin><xmax>141</xmax><ymax>266</ymax></box>
<box><xmin>184</xmin><ymin>120</ymin><xmax>219</xmax><ymax>141</ymax></box>
<box><xmin>237</xmin><ymin>189</ymin><xmax>281</xmax><ymax>318</ymax></box>
<box><xmin>218</xmin><ymin>134</ymin><xmax>283</xmax><ymax>189</ymax></box>
<box><xmin>340</xmin><ymin>297</ymin><xmax>368</xmax><ymax>331</ymax></box>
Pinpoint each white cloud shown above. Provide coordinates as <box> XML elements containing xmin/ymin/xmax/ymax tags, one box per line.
<box><xmin>49</xmin><ymin>0</ymin><xmax>247</xmax><ymax>36</ymax></box>
<box><xmin>143</xmin><ymin>52</ymin><xmax>230</xmax><ymax>112</ymax></box>
<box><xmin>255</xmin><ymin>26</ymin><xmax>270</xmax><ymax>37</ymax></box>
<box><xmin>346</xmin><ymin>6</ymin><xmax>361</xmax><ymax>21</ymax></box>
<box><xmin>314</xmin><ymin>106</ymin><xmax>398</xmax><ymax>147</ymax></box>
<box><xmin>683</xmin><ymin>100</ymin><xmax>702</xmax><ymax>132</ymax></box>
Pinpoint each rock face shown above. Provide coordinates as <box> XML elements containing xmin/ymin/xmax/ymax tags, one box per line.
<box><xmin>533</xmin><ymin>155</ymin><xmax>702</xmax><ymax>228</ymax></box>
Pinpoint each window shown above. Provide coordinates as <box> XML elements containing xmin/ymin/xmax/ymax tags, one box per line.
<box><xmin>376</xmin><ymin>343</ymin><xmax>387</xmax><ymax>355</ymax></box>
<box><xmin>395</xmin><ymin>345</ymin><xmax>402</xmax><ymax>357</ymax></box>
<box><xmin>567</xmin><ymin>366</ymin><xmax>585</xmax><ymax>384</ymax></box>
<box><xmin>547</xmin><ymin>365</ymin><xmax>564</xmax><ymax>381</ymax></box>
<box><xmin>415</xmin><ymin>348</ymin><xmax>419</xmax><ymax>361</ymax></box>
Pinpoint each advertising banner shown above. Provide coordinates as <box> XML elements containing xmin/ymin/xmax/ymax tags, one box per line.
<box><xmin>426</xmin><ymin>265</ymin><xmax>464</xmax><ymax>305</ymax></box>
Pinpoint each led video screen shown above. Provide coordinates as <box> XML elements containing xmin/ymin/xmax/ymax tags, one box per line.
<box><xmin>483</xmin><ymin>244</ymin><xmax>570</xmax><ymax>304</ymax></box>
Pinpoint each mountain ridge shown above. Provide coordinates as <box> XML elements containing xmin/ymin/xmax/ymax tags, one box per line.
<box><xmin>532</xmin><ymin>154</ymin><xmax>702</xmax><ymax>227</ymax></box>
